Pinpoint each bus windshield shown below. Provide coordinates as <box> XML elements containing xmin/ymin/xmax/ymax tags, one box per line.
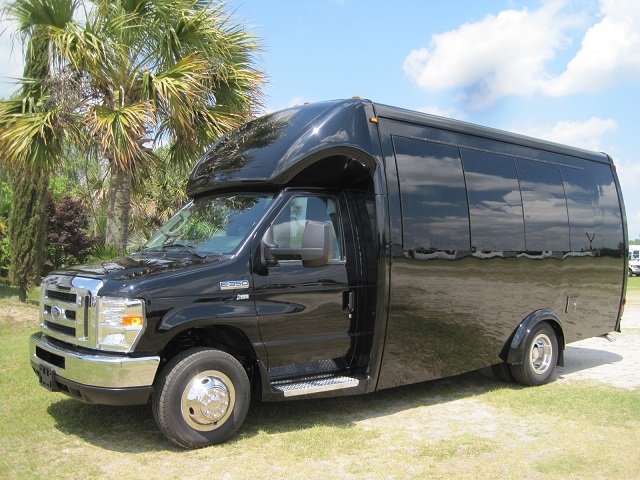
<box><xmin>143</xmin><ymin>192</ymin><xmax>275</xmax><ymax>255</ymax></box>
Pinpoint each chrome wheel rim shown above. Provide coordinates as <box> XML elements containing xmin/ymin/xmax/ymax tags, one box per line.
<box><xmin>530</xmin><ymin>333</ymin><xmax>553</xmax><ymax>375</ymax></box>
<box><xmin>181</xmin><ymin>370</ymin><xmax>235</xmax><ymax>431</ymax></box>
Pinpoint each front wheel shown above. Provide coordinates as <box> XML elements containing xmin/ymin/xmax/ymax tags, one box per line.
<box><xmin>510</xmin><ymin>323</ymin><xmax>558</xmax><ymax>386</ymax></box>
<box><xmin>152</xmin><ymin>348</ymin><xmax>250</xmax><ymax>448</ymax></box>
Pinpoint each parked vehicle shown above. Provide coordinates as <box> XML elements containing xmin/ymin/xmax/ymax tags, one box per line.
<box><xmin>30</xmin><ymin>98</ymin><xmax>628</xmax><ymax>448</ymax></box>
<box><xmin>629</xmin><ymin>246</ymin><xmax>640</xmax><ymax>276</ymax></box>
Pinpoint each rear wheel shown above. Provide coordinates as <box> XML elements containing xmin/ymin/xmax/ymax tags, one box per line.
<box><xmin>152</xmin><ymin>348</ymin><xmax>250</xmax><ymax>448</ymax></box>
<box><xmin>511</xmin><ymin>323</ymin><xmax>558</xmax><ymax>386</ymax></box>
<box><xmin>491</xmin><ymin>362</ymin><xmax>514</xmax><ymax>382</ymax></box>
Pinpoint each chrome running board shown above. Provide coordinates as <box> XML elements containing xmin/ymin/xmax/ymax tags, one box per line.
<box><xmin>272</xmin><ymin>375</ymin><xmax>361</xmax><ymax>397</ymax></box>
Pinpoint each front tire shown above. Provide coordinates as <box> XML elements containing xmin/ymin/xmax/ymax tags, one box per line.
<box><xmin>152</xmin><ymin>348</ymin><xmax>250</xmax><ymax>448</ymax></box>
<box><xmin>510</xmin><ymin>322</ymin><xmax>558</xmax><ymax>386</ymax></box>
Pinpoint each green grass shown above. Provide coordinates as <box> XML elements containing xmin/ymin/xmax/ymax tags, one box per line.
<box><xmin>1</xmin><ymin>294</ymin><xmax>639</xmax><ymax>479</ymax></box>
<box><xmin>0</xmin><ymin>284</ymin><xmax>39</xmax><ymax>304</ymax></box>
<box><xmin>627</xmin><ymin>274</ymin><xmax>640</xmax><ymax>294</ymax></box>
<box><xmin>484</xmin><ymin>381</ymin><xmax>640</xmax><ymax>424</ymax></box>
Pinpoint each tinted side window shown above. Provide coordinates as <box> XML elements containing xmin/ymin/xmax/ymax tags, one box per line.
<box><xmin>560</xmin><ymin>166</ymin><xmax>597</xmax><ymax>252</ymax></box>
<box><xmin>393</xmin><ymin>136</ymin><xmax>470</xmax><ymax>252</ymax></box>
<box><xmin>461</xmin><ymin>149</ymin><xmax>525</xmax><ymax>252</ymax></box>
<box><xmin>589</xmin><ymin>162</ymin><xmax>624</xmax><ymax>255</ymax></box>
<box><xmin>516</xmin><ymin>159</ymin><xmax>570</xmax><ymax>252</ymax></box>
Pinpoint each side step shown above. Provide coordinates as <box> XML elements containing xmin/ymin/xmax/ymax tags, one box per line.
<box><xmin>272</xmin><ymin>375</ymin><xmax>361</xmax><ymax>397</ymax></box>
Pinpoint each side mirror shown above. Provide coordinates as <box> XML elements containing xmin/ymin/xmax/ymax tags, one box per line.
<box><xmin>261</xmin><ymin>227</ymin><xmax>279</xmax><ymax>267</ymax></box>
<box><xmin>300</xmin><ymin>220</ymin><xmax>334</xmax><ymax>267</ymax></box>
<box><xmin>261</xmin><ymin>221</ymin><xmax>333</xmax><ymax>268</ymax></box>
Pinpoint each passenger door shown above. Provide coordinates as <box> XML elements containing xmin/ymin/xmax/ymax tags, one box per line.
<box><xmin>252</xmin><ymin>191</ymin><xmax>359</xmax><ymax>380</ymax></box>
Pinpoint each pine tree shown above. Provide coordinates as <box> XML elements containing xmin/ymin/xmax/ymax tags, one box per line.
<box><xmin>8</xmin><ymin>167</ymin><xmax>49</xmax><ymax>301</ymax></box>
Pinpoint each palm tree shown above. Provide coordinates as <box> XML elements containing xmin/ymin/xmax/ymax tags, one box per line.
<box><xmin>0</xmin><ymin>0</ymin><xmax>78</xmax><ymax>301</ymax></box>
<box><xmin>1</xmin><ymin>0</ymin><xmax>265</xmax><ymax>253</ymax></box>
<box><xmin>83</xmin><ymin>0</ymin><xmax>265</xmax><ymax>250</ymax></box>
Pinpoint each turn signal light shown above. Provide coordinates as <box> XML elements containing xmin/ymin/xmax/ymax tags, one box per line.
<box><xmin>123</xmin><ymin>315</ymin><xmax>144</xmax><ymax>327</ymax></box>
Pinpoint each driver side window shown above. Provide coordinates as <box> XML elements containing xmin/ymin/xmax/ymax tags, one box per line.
<box><xmin>272</xmin><ymin>195</ymin><xmax>344</xmax><ymax>262</ymax></box>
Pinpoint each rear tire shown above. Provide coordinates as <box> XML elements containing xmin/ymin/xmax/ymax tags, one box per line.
<box><xmin>152</xmin><ymin>348</ymin><xmax>250</xmax><ymax>448</ymax></box>
<box><xmin>510</xmin><ymin>323</ymin><xmax>558</xmax><ymax>386</ymax></box>
<box><xmin>491</xmin><ymin>362</ymin><xmax>515</xmax><ymax>382</ymax></box>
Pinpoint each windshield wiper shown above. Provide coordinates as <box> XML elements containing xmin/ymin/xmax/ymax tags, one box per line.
<box><xmin>152</xmin><ymin>243</ymin><xmax>207</xmax><ymax>259</ymax></box>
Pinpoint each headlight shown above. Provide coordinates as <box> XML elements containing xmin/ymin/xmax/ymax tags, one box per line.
<box><xmin>96</xmin><ymin>296</ymin><xmax>146</xmax><ymax>352</ymax></box>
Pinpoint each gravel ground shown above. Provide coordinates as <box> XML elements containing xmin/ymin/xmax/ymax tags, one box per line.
<box><xmin>553</xmin><ymin>300</ymin><xmax>640</xmax><ymax>389</ymax></box>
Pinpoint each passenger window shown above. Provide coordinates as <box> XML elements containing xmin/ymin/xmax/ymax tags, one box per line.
<box><xmin>393</xmin><ymin>136</ymin><xmax>470</xmax><ymax>252</ymax></box>
<box><xmin>272</xmin><ymin>195</ymin><xmax>344</xmax><ymax>262</ymax></box>
<box><xmin>588</xmin><ymin>163</ymin><xmax>624</xmax><ymax>255</ymax></box>
<box><xmin>560</xmin><ymin>166</ymin><xmax>597</xmax><ymax>252</ymax></box>
<box><xmin>462</xmin><ymin>149</ymin><xmax>525</xmax><ymax>252</ymax></box>
<box><xmin>516</xmin><ymin>159</ymin><xmax>570</xmax><ymax>252</ymax></box>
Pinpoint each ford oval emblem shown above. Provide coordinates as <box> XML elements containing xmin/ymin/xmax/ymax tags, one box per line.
<box><xmin>51</xmin><ymin>305</ymin><xmax>64</xmax><ymax>319</ymax></box>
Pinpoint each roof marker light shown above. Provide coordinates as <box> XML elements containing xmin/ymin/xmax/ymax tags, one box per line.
<box><xmin>370</xmin><ymin>117</ymin><xmax>378</xmax><ymax>123</ymax></box>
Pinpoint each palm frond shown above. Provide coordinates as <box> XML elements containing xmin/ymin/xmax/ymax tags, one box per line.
<box><xmin>0</xmin><ymin>97</ymin><xmax>74</xmax><ymax>171</ymax></box>
<box><xmin>141</xmin><ymin>53</ymin><xmax>213</xmax><ymax>134</ymax></box>
<box><xmin>4</xmin><ymin>0</ymin><xmax>77</xmax><ymax>33</ymax></box>
<box><xmin>87</xmin><ymin>99</ymin><xmax>157</xmax><ymax>172</ymax></box>
<box><xmin>2</xmin><ymin>0</ymin><xmax>266</xmax><ymax>182</ymax></box>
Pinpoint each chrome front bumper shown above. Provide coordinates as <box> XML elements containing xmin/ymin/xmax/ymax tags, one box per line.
<box><xmin>30</xmin><ymin>332</ymin><xmax>160</xmax><ymax>389</ymax></box>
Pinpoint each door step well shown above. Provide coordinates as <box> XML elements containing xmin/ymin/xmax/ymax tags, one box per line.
<box><xmin>272</xmin><ymin>375</ymin><xmax>362</xmax><ymax>397</ymax></box>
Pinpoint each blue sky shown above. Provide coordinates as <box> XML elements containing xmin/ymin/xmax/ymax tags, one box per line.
<box><xmin>1</xmin><ymin>0</ymin><xmax>639</xmax><ymax>238</ymax></box>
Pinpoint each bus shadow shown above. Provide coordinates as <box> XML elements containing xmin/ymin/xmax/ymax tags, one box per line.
<box><xmin>46</xmin><ymin>369</ymin><xmax>499</xmax><ymax>452</ymax></box>
<box><xmin>46</xmin><ymin>343</ymin><xmax>625</xmax><ymax>452</ymax></box>
<box><xmin>555</xmin><ymin>344</ymin><xmax>623</xmax><ymax>377</ymax></box>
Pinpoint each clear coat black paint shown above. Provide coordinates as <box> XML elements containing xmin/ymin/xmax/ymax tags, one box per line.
<box><xmin>33</xmin><ymin>98</ymin><xmax>627</xmax><ymax>405</ymax></box>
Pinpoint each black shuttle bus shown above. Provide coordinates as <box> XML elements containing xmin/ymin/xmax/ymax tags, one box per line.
<box><xmin>30</xmin><ymin>98</ymin><xmax>628</xmax><ymax>448</ymax></box>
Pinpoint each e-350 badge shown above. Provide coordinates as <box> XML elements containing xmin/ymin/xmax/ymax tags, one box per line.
<box><xmin>220</xmin><ymin>280</ymin><xmax>250</xmax><ymax>291</ymax></box>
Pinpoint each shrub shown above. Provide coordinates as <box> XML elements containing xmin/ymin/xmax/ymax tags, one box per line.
<box><xmin>44</xmin><ymin>194</ymin><xmax>100</xmax><ymax>273</ymax></box>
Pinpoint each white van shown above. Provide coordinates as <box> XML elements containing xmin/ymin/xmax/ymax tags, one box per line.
<box><xmin>629</xmin><ymin>246</ymin><xmax>640</xmax><ymax>276</ymax></box>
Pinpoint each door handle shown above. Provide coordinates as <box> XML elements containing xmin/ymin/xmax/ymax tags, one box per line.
<box><xmin>342</xmin><ymin>290</ymin><xmax>355</xmax><ymax>314</ymax></box>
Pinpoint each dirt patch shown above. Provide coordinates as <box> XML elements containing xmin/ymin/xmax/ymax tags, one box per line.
<box><xmin>0</xmin><ymin>303</ymin><xmax>40</xmax><ymax>331</ymax></box>
<box><xmin>553</xmin><ymin>302</ymin><xmax>640</xmax><ymax>389</ymax></box>
<box><xmin>354</xmin><ymin>304</ymin><xmax>640</xmax><ymax>454</ymax></box>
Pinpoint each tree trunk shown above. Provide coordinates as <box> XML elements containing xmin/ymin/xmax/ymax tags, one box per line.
<box><xmin>105</xmin><ymin>164</ymin><xmax>131</xmax><ymax>252</ymax></box>
<box><xmin>9</xmin><ymin>167</ymin><xmax>49</xmax><ymax>302</ymax></box>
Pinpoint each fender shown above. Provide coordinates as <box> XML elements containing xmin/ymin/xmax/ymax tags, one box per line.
<box><xmin>153</xmin><ymin>300</ymin><xmax>267</xmax><ymax>361</ymax></box>
<box><xmin>506</xmin><ymin>309</ymin><xmax>565</xmax><ymax>366</ymax></box>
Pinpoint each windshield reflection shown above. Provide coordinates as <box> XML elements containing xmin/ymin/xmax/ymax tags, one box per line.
<box><xmin>143</xmin><ymin>193</ymin><xmax>274</xmax><ymax>255</ymax></box>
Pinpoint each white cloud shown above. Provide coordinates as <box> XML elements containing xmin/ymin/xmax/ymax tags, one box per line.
<box><xmin>626</xmin><ymin>210</ymin><xmax>640</xmax><ymax>241</ymax></box>
<box><xmin>511</xmin><ymin>116</ymin><xmax>618</xmax><ymax>151</ymax></box>
<box><xmin>403</xmin><ymin>0</ymin><xmax>585</xmax><ymax>109</ymax></box>
<box><xmin>0</xmin><ymin>19</ymin><xmax>24</xmax><ymax>99</ymax></box>
<box><xmin>543</xmin><ymin>0</ymin><xmax>640</xmax><ymax>95</ymax></box>
<box><xmin>404</xmin><ymin>0</ymin><xmax>640</xmax><ymax>108</ymax></box>
<box><xmin>262</xmin><ymin>95</ymin><xmax>309</xmax><ymax>114</ymax></box>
